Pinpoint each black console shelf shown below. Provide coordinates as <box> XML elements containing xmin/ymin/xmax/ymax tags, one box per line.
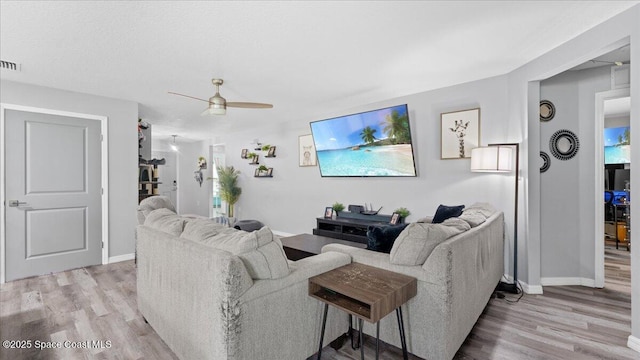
<box><xmin>313</xmin><ymin>214</ymin><xmax>399</xmax><ymax>244</ymax></box>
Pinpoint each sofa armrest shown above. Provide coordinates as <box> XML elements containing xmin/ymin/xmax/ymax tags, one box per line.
<box><xmin>321</xmin><ymin>244</ymin><xmax>427</xmax><ymax>281</ymax></box>
<box><xmin>240</xmin><ymin>251</ymin><xmax>351</xmax><ymax>303</ymax></box>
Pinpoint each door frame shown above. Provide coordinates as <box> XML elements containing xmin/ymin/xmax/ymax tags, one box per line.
<box><xmin>0</xmin><ymin>104</ymin><xmax>109</xmax><ymax>283</ymax></box>
<box><xmin>594</xmin><ymin>88</ymin><xmax>630</xmax><ymax>288</ymax></box>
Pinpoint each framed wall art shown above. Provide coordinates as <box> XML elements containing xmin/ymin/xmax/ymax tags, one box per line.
<box><xmin>298</xmin><ymin>134</ymin><xmax>317</xmax><ymax>166</ymax></box>
<box><xmin>441</xmin><ymin>108</ymin><xmax>480</xmax><ymax>159</ymax></box>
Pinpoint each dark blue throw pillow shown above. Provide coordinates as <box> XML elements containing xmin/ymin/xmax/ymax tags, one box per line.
<box><xmin>366</xmin><ymin>223</ymin><xmax>409</xmax><ymax>253</ymax></box>
<box><xmin>432</xmin><ymin>204</ymin><xmax>465</xmax><ymax>224</ymax></box>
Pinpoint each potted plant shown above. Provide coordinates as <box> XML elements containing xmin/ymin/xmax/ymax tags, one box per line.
<box><xmin>217</xmin><ymin>166</ymin><xmax>242</xmax><ymax>218</ymax></box>
<box><xmin>261</xmin><ymin>144</ymin><xmax>272</xmax><ymax>151</ymax></box>
<box><xmin>394</xmin><ymin>207</ymin><xmax>411</xmax><ymax>222</ymax></box>
<box><xmin>332</xmin><ymin>202</ymin><xmax>345</xmax><ymax>216</ymax></box>
<box><xmin>247</xmin><ymin>152</ymin><xmax>257</xmax><ymax>159</ymax></box>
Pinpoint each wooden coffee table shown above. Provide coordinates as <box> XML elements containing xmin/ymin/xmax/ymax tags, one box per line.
<box><xmin>309</xmin><ymin>263</ymin><xmax>417</xmax><ymax>360</ymax></box>
<box><xmin>280</xmin><ymin>233</ymin><xmax>366</xmax><ymax>261</ymax></box>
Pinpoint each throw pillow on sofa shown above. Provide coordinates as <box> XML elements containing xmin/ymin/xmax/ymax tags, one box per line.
<box><xmin>180</xmin><ymin>218</ymin><xmax>229</xmax><ymax>242</ymax></box>
<box><xmin>216</xmin><ymin>227</ymin><xmax>290</xmax><ymax>280</ymax></box>
<box><xmin>144</xmin><ymin>208</ymin><xmax>185</xmax><ymax>236</ymax></box>
<box><xmin>366</xmin><ymin>223</ymin><xmax>409</xmax><ymax>253</ymax></box>
<box><xmin>432</xmin><ymin>204</ymin><xmax>465</xmax><ymax>223</ymax></box>
<box><xmin>390</xmin><ymin>223</ymin><xmax>450</xmax><ymax>265</ymax></box>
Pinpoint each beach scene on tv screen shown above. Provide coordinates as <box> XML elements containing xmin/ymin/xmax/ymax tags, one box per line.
<box><xmin>310</xmin><ymin>104</ymin><xmax>416</xmax><ymax>176</ymax></box>
<box><xmin>604</xmin><ymin>126</ymin><xmax>630</xmax><ymax>164</ymax></box>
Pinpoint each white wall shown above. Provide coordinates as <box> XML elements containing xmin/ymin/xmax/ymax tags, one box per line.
<box><xmin>539</xmin><ymin>66</ymin><xmax>611</xmax><ymax>281</ymax></box>
<box><xmin>0</xmin><ymin>80</ymin><xmax>138</xmax><ymax>257</ymax></box>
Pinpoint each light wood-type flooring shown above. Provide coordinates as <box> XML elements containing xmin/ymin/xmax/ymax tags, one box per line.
<box><xmin>0</xmin><ymin>247</ymin><xmax>633</xmax><ymax>360</ymax></box>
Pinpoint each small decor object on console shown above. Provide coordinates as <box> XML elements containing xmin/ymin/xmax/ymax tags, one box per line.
<box><xmin>324</xmin><ymin>207</ymin><xmax>333</xmax><ymax>219</ymax></box>
<box><xmin>390</xmin><ymin>213</ymin><xmax>400</xmax><ymax>225</ymax></box>
<box><xmin>332</xmin><ymin>202</ymin><xmax>345</xmax><ymax>213</ymax></box>
<box><xmin>441</xmin><ymin>108</ymin><xmax>480</xmax><ymax>159</ymax></box>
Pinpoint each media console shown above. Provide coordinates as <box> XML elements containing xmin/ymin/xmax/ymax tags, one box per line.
<box><xmin>313</xmin><ymin>212</ymin><xmax>400</xmax><ymax>244</ymax></box>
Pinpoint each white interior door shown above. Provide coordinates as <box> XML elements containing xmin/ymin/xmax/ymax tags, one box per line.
<box><xmin>4</xmin><ymin>109</ymin><xmax>102</xmax><ymax>281</ymax></box>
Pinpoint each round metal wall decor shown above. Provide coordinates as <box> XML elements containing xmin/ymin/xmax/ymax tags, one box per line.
<box><xmin>540</xmin><ymin>151</ymin><xmax>550</xmax><ymax>172</ymax></box>
<box><xmin>549</xmin><ymin>129</ymin><xmax>580</xmax><ymax>160</ymax></box>
<box><xmin>540</xmin><ymin>100</ymin><xmax>555</xmax><ymax>122</ymax></box>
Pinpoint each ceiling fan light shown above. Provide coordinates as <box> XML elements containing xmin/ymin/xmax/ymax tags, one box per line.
<box><xmin>202</xmin><ymin>105</ymin><xmax>226</xmax><ymax>116</ymax></box>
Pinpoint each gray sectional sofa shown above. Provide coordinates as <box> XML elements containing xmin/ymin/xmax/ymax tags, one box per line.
<box><xmin>322</xmin><ymin>203</ymin><xmax>505</xmax><ymax>360</ymax></box>
<box><xmin>136</xmin><ymin>199</ymin><xmax>350</xmax><ymax>360</ymax></box>
<box><xmin>136</xmin><ymin>198</ymin><xmax>504</xmax><ymax>360</ymax></box>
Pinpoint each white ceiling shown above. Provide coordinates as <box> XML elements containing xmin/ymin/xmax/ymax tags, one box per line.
<box><xmin>1</xmin><ymin>1</ymin><xmax>637</xmax><ymax>143</ymax></box>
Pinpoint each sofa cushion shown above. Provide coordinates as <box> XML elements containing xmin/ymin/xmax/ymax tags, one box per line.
<box><xmin>181</xmin><ymin>218</ymin><xmax>229</xmax><ymax>242</ymax></box>
<box><xmin>366</xmin><ymin>223</ymin><xmax>409</xmax><ymax>253</ymax></box>
<box><xmin>144</xmin><ymin>208</ymin><xmax>185</xmax><ymax>236</ymax></box>
<box><xmin>390</xmin><ymin>223</ymin><xmax>449</xmax><ymax>265</ymax></box>
<box><xmin>216</xmin><ymin>227</ymin><xmax>290</xmax><ymax>280</ymax></box>
<box><xmin>390</xmin><ymin>220</ymin><xmax>469</xmax><ymax>265</ymax></box>
<box><xmin>432</xmin><ymin>204</ymin><xmax>465</xmax><ymax>223</ymax></box>
<box><xmin>459</xmin><ymin>202</ymin><xmax>497</xmax><ymax>227</ymax></box>
<box><xmin>138</xmin><ymin>196</ymin><xmax>176</xmax><ymax>223</ymax></box>
<box><xmin>416</xmin><ymin>215</ymin><xmax>433</xmax><ymax>223</ymax></box>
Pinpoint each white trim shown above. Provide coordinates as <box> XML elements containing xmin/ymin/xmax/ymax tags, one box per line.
<box><xmin>540</xmin><ymin>277</ymin><xmax>596</xmax><ymax>287</ymax></box>
<box><xmin>628</xmin><ymin>335</ymin><xmax>640</xmax><ymax>353</ymax></box>
<box><xmin>594</xmin><ymin>88</ymin><xmax>630</xmax><ymax>289</ymax></box>
<box><xmin>108</xmin><ymin>253</ymin><xmax>135</xmax><ymax>264</ymax></box>
<box><xmin>0</xmin><ymin>104</ymin><xmax>109</xmax><ymax>283</ymax></box>
<box><xmin>520</xmin><ymin>282</ymin><xmax>544</xmax><ymax>295</ymax></box>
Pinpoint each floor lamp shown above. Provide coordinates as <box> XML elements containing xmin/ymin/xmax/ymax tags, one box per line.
<box><xmin>470</xmin><ymin>143</ymin><xmax>520</xmax><ymax>294</ymax></box>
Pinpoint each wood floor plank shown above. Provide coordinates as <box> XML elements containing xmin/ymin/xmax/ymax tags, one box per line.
<box><xmin>0</xmin><ymin>247</ymin><xmax>633</xmax><ymax>360</ymax></box>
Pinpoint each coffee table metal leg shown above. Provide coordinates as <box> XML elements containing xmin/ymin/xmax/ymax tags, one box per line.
<box><xmin>317</xmin><ymin>303</ymin><xmax>329</xmax><ymax>360</ymax></box>
<box><xmin>396</xmin><ymin>307</ymin><xmax>408</xmax><ymax>360</ymax></box>
<box><xmin>376</xmin><ymin>322</ymin><xmax>380</xmax><ymax>360</ymax></box>
<box><xmin>359</xmin><ymin>318</ymin><xmax>364</xmax><ymax>360</ymax></box>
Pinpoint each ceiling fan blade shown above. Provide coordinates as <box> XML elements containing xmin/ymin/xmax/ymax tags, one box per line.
<box><xmin>168</xmin><ymin>92</ymin><xmax>209</xmax><ymax>103</ymax></box>
<box><xmin>227</xmin><ymin>102</ymin><xmax>273</xmax><ymax>109</ymax></box>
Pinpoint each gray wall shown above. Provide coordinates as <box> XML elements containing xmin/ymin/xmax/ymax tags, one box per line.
<box><xmin>217</xmin><ymin>75</ymin><xmax>513</xmax><ymax>240</ymax></box>
<box><xmin>539</xmin><ymin>66</ymin><xmax>611</xmax><ymax>280</ymax></box>
<box><xmin>1</xmin><ymin>80</ymin><xmax>139</xmax><ymax>258</ymax></box>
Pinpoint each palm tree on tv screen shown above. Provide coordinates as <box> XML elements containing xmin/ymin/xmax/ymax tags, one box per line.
<box><xmin>382</xmin><ymin>110</ymin><xmax>411</xmax><ymax>144</ymax></box>
<box><xmin>360</xmin><ymin>126</ymin><xmax>377</xmax><ymax>145</ymax></box>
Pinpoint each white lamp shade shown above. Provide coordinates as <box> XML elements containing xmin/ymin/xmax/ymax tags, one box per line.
<box><xmin>470</xmin><ymin>146</ymin><xmax>512</xmax><ymax>172</ymax></box>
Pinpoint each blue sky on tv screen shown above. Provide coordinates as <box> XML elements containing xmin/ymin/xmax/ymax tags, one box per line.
<box><xmin>310</xmin><ymin>104</ymin><xmax>408</xmax><ymax>151</ymax></box>
<box><xmin>604</xmin><ymin>126</ymin><xmax>629</xmax><ymax>146</ymax></box>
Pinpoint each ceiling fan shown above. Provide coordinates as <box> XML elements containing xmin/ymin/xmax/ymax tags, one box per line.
<box><xmin>169</xmin><ymin>78</ymin><xmax>273</xmax><ymax>116</ymax></box>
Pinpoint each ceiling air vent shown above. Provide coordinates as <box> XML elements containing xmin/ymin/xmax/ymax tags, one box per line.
<box><xmin>0</xmin><ymin>60</ymin><xmax>21</xmax><ymax>71</ymax></box>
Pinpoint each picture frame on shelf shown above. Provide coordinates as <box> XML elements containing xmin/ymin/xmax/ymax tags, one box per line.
<box><xmin>324</xmin><ymin>207</ymin><xmax>333</xmax><ymax>219</ymax></box>
<box><xmin>266</xmin><ymin>146</ymin><xmax>276</xmax><ymax>157</ymax></box>
<box><xmin>298</xmin><ymin>134</ymin><xmax>317</xmax><ymax>167</ymax></box>
<box><xmin>250</xmin><ymin>154</ymin><xmax>259</xmax><ymax>165</ymax></box>
<box><xmin>441</xmin><ymin>108</ymin><xmax>480</xmax><ymax>159</ymax></box>
<box><xmin>254</xmin><ymin>168</ymin><xmax>260</xmax><ymax>177</ymax></box>
<box><xmin>390</xmin><ymin>212</ymin><xmax>400</xmax><ymax>225</ymax></box>
<box><xmin>241</xmin><ymin>149</ymin><xmax>248</xmax><ymax>159</ymax></box>
<box><xmin>267</xmin><ymin>168</ymin><xmax>273</xmax><ymax>176</ymax></box>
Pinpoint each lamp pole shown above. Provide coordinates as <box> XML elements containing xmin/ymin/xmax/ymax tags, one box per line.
<box><xmin>489</xmin><ymin>143</ymin><xmax>519</xmax><ymax>294</ymax></box>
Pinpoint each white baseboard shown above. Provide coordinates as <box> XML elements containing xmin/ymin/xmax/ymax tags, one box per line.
<box><xmin>501</xmin><ymin>273</ymin><xmax>543</xmax><ymax>294</ymax></box>
<box><xmin>628</xmin><ymin>335</ymin><xmax>640</xmax><ymax>353</ymax></box>
<box><xmin>540</xmin><ymin>277</ymin><xmax>595</xmax><ymax>287</ymax></box>
<box><xmin>520</xmin><ymin>281</ymin><xmax>543</xmax><ymax>294</ymax></box>
<box><xmin>108</xmin><ymin>253</ymin><xmax>135</xmax><ymax>264</ymax></box>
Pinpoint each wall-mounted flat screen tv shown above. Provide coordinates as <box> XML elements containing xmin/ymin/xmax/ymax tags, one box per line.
<box><xmin>604</xmin><ymin>126</ymin><xmax>630</xmax><ymax>164</ymax></box>
<box><xmin>309</xmin><ymin>104</ymin><xmax>417</xmax><ymax>177</ymax></box>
